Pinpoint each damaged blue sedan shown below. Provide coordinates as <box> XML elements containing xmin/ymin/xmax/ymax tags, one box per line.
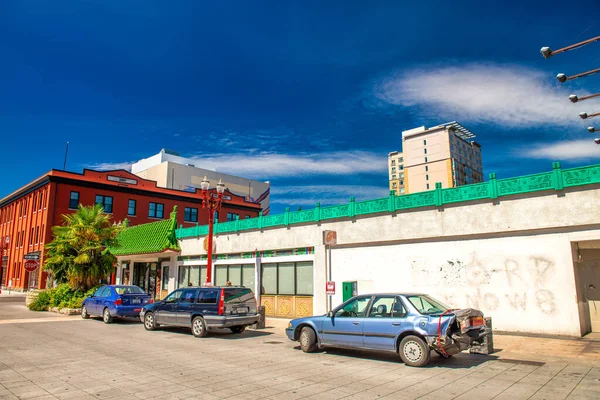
<box><xmin>286</xmin><ymin>293</ymin><xmax>490</xmax><ymax>367</ymax></box>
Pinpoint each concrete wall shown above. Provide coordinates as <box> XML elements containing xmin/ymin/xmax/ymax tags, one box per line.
<box><xmin>179</xmin><ymin>185</ymin><xmax>600</xmax><ymax>336</ymax></box>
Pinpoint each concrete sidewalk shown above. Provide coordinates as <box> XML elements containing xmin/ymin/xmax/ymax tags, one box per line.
<box><xmin>264</xmin><ymin>318</ymin><xmax>600</xmax><ymax>366</ymax></box>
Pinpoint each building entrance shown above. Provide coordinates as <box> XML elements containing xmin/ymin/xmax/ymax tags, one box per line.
<box><xmin>133</xmin><ymin>262</ymin><xmax>159</xmax><ymax>300</ymax></box>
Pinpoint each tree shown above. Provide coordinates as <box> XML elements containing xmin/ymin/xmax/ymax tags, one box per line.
<box><xmin>44</xmin><ymin>204</ymin><xmax>122</xmax><ymax>291</ymax></box>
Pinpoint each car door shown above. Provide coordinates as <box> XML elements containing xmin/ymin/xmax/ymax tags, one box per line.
<box><xmin>321</xmin><ymin>296</ymin><xmax>372</xmax><ymax>348</ymax></box>
<box><xmin>362</xmin><ymin>296</ymin><xmax>409</xmax><ymax>350</ymax></box>
<box><xmin>88</xmin><ymin>287</ymin><xmax>106</xmax><ymax>315</ymax></box>
<box><xmin>100</xmin><ymin>286</ymin><xmax>115</xmax><ymax>312</ymax></box>
<box><xmin>156</xmin><ymin>289</ymin><xmax>183</xmax><ymax>325</ymax></box>
<box><xmin>176</xmin><ymin>289</ymin><xmax>199</xmax><ymax>326</ymax></box>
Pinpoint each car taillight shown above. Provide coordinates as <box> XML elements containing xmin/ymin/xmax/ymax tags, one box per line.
<box><xmin>218</xmin><ymin>288</ymin><xmax>225</xmax><ymax>315</ymax></box>
<box><xmin>470</xmin><ymin>316</ymin><xmax>485</xmax><ymax>327</ymax></box>
<box><xmin>114</xmin><ymin>297</ymin><xmax>123</xmax><ymax>306</ymax></box>
<box><xmin>149</xmin><ymin>298</ymin><xmax>154</xmax><ymax>304</ymax></box>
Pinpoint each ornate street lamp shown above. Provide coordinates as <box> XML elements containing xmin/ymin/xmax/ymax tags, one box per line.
<box><xmin>0</xmin><ymin>236</ymin><xmax>10</xmax><ymax>292</ymax></box>
<box><xmin>199</xmin><ymin>176</ymin><xmax>225</xmax><ymax>286</ymax></box>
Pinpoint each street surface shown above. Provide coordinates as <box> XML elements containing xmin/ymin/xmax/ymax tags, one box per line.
<box><xmin>0</xmin><ymin>297</ymin><xmax>599</xmax><ymax>400</ymax></box>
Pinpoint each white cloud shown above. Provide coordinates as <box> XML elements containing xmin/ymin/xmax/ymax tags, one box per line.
<box><xmin>271</xmin><ymin>185</ymin><xmax>390</xmax><ymax>206</ymax></box>
<box><xmin>518</xmin><ymin>139</ymin><xmax>600</xmax><ymax>160</ymax></box>
<box><xmin>188</xmin><ymin>151</ymin><xmax>387</xmax><ymax>179</ymax></box>
<box><xmin>374</xmin><ymin>63</ymin><xmax>592</xmax><ymax>128</ymax></box>
<box><xmin>84</xmin><ymin>150</ymin><xmax>387</xmax><ymax>179</ymax></box>
<box><xmin>85</xmin><ymin>161</ymin><xmax>134</xmax><ymax>171</ymax></box>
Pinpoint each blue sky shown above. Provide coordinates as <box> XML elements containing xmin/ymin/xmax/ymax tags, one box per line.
<box><xmin>1</xmin><ymin>1</ymin><xmax>600</xmax><ymax>214</ymax></box>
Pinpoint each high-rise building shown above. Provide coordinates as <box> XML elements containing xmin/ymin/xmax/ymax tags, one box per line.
<box><xmin>131</xmin><ymin>149</ymin><xmax>271</xmax><ymax>214</ymax></box>
<box><xmin>388</xmin><ymin>122</ymin><xmax>483</xmax><ymax>195</ymax></box>
<box><xmin>388</xmin><ymin>151</ymin><xmax>406</xmax><ymax>194</ymax></box>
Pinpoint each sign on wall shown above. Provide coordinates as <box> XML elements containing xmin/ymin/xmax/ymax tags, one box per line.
<box><xmin>24</xmin><ymin>251</ymin><xmax>41</xmax><ymax>260</ymax></box>
<box><xmin>326</xmin><ymin>281</ymin><xmax>335</xmax><ymax>295</ymax></box>
<box><xmin>323</xmin><ymin>230</ymin><xmax>337</xmax><ymax>246</ymax></box>
<box><xmin>24</xmin><ymin>260</ymin><xmax>39</xmax><ymax>272</ymax></box>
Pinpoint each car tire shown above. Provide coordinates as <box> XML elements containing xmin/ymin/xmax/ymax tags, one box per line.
<box><xmin>144</xmin><ymin>312</ymin><xmax>157</xmax><ymax>331</ymax></box>
<box><xmin>299</xmin><ymin>327</ymin><xmax>318</xmax><ymax>353</ymax></box>
<box><xmin>399</xmin><ymin>335</ymin><xmax>431</xmax><ymax>367</ymax></box>
<box><xmin>230</xmin><ymin>326</ymin><xmax>245</xmax><ymax>334</ymax></box>
<box><xmin>102</xmin><ymin>307</ymin><xmax>113</xmax><ymax>324</ymax></box>
<box><xmin>81</xmin><ymin>305</ymin><xmax>90</xmax><ymax>319</ymax></box>
<box><xmin>192</xmin><ymin>316</ymin><xmax>208</xmax><ymax>338</ymax></box>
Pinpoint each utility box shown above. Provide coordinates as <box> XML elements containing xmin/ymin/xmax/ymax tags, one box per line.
<box><xmin>342</xmin><ymin>281</ymin><xmax>357</xmax><ymax>302</ymax></box>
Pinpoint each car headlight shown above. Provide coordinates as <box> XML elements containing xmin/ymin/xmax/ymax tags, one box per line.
<box><xmin>288</xmin><ymin>322</ymin><xmax>292</xmax><ymax>328</ymax></box>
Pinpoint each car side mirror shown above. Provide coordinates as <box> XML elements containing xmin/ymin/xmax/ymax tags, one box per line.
<box><xmin>327</xmin><ymin>311</ymin><xmax>334</xmax><ymax>318</ymax></box>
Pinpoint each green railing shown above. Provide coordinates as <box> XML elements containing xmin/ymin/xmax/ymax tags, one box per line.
<box><xmin>176</xmin><ymin>161</ymin><xmax>600</xmax><ymax>239</ymax></box>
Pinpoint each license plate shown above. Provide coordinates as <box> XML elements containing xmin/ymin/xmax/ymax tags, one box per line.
<box><xmin>132</xmin><ymin>299</ymin><xmax>141</xmax><ymax>304</ymax></box>
<box><xmin>235</xmin><ymin>308</ymin><xmax>248</xmax><ymax>314</ymax></box>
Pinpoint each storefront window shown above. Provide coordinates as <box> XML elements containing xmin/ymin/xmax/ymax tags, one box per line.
<box><xmin>178</xmin><ymin>266</ymin><xmax>206</xmax><ymax>287</ymax></box>
<box><xmin>242</xmin><ymin>265</ymin><xmax>254</xmax><ymax>289</ymax></box>
<box><xmin>296</xmin><ymin>262</ymin><xmax>314</xmax><ymax>295</ymax></box>
<box><xmin>215</xmin><ymin>265</ymin><xmax>228</xmax><ymax>286</ymax></box>
<box><xmin>121</xmin><ymin>263</ymin><xmax>130</xmax><ymax>285</ymax></box>
<box><xmin>228</xmin><ymin>265</ymin><xmax>242</xmax><ymax>286</ymax></box>
<box><xmin>262</xmin><ymin>264</ymin><xmax>277</xmax><ymax>294</ymax></box>
<box><xmin>278</xmin><ymin>263</ymin><xmax>295</xmax><ymax>295</ymax></box>
<box><xmin>262</xmin><ymin>262</ymin><xmax>314</xmax><ymax>296</ymax></box>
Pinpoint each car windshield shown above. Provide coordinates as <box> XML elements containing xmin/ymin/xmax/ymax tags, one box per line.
<box><xmin>406</xmin><ymin>295</ymin><xmax>450</xmax><ymax>315</ymax></box>
<box><xmin>114</xmin><ymin>286</ymin><xmax>145</xmax><ymax>295</ymax></box>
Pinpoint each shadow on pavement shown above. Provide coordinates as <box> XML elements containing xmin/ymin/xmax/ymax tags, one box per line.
<box><xmin>292</xmin><ymin>346</ymin><xmax>498</xmax><ymax>368</ymax></box>
<box><xmin>157</xmin><ymin>326</ymin><xmax>274</xmax><ymax>339</ymax></box>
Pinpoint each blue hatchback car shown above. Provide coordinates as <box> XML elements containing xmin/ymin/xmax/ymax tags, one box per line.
<box><xmin>286</xmin><ymin>293</ymin><xmax>490</xmax><ymax>367</ymax></box>
<box><xmin>81</xmin><ymin>285</ymin><xmax>153</xmax><ymax>324</ymax></box>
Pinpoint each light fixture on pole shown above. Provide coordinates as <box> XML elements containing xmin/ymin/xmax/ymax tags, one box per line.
<box><xmin>579</xmin><ymin>111</ymin><xmax>600</xmax><ymax>120</ymax></box>
<box><xmin>557</xmin><ymin>67</ymin><xmax>600</xmax><ymax>83</ymax></box>
<box><xmin>594</xmin><ymin>138</ymin><xmax>600</xmax><ymax>145</ymax></box>
<box><xmin>569</xmin><ymin>92</ymin><xmax>600</xmax><ymax>103</ymax></box>
<box><xmin>588</xmin><ymin>127</ymin><xmax>598</xmax><ymax>133</ymax></box>
<box><xmin>541</xmin><ymin>36</ymin><xmax>600</xmax><ymax>58</ymax></box>
<box><xmin>199</xmin><ymin>176</ymin><xmax>225</xmax><ymax>286</ymax></box>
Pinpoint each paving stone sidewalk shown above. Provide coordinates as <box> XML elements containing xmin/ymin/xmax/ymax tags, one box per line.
<box><xmin>1</xmin><ymin>305</ymin><xmax>599</xmax><ymax>399</ymax></box>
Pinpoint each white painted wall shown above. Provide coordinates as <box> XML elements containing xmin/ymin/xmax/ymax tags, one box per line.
<box><xmin>179</xmin><ymin>185</ymin><xmax>600</xmax><ymax>336</ymax></box>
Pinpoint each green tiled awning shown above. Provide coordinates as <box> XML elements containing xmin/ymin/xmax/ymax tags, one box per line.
<box><xmin>108</xmin><ymin>206</ymin><xmax>180</xmax><ymax>256</ymax></box>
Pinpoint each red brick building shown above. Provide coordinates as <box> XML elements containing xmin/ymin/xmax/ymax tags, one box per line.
<box><xmin>0</xmin><ymin>169</ymin><xmax>261</xmax><ymax>291</ymax></box>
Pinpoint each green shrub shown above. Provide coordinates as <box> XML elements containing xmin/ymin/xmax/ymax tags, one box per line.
<box><xmin>27</xmin><ymin>283</ymin><xmax>102</xmax><ymax>311</ymax></box>
<box><xmin>50</xmin><ymin>283</ymin><xmax>76</xmax><ymax>308</ymax></box>
<box><xmin>28</xmin><ymin>290</ymin><xmax>52</xmax><ymax>311</ymax></box>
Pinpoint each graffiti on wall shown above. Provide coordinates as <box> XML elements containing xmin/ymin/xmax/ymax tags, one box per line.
<box><xmin>411</xmin><ymin>253</ymin><xmax>559</xmax><ymax>315</ymax></box>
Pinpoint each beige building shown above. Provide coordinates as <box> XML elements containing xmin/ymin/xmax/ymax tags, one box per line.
<box><xmin>131</xmin><ymin>149</ymin><xmax>271</xmax><ymax>214</ymax></box>
<box><xmin>389</xmin><ymin>122</ymin><xmax>483</xmax><ymax>195</ymax></box>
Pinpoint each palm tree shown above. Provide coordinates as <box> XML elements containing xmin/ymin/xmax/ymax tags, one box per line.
<box><xmin>44</xmin><ymin>204</ymin><xmax>122</xmax><ymax>291</ymax></box>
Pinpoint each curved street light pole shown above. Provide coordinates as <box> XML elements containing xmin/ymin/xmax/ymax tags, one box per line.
<box><xmin>199</xmin><ymin>176</ymin><xmax>225</xmax><ymax>286</ymax></box>
<box><xmin>557</xmin><ymin>67</ymin><xmax>600</xmax><ymax>83</ymax></box>
<box><xmin>569</xmin><ymin>92</ymin><xmax>600</xmax><ymax>103</ymax></box>
<box><xmin>541</xmin><ymin>36</ymin><xmax>600</xmax><ymax>58</ymax></box>
<box><xmin>579</xmin><ymin>111</ymin><xmax>600</xmax><ymax>120</ymax></box>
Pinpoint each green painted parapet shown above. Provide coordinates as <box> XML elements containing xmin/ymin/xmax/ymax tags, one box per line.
<box><xmin>176</xmin><ymin>161</ymin><xmax>600</xmax><ymax>239</ymax></box>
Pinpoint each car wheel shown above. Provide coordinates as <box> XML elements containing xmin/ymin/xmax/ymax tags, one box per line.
<box><xmin>192</xmin><ymin>316</ymin><xmax>208</xmax><ymax>338</ymax></box>
<box><xmin>81</xmin><ymin>305</ymin><xmax>90</xmax><ymax>319</ymax></box>
<box><xmin>144</xmin><ymin>312</ymin><xmax>157</xmax><ymax>331</ymax></box>
<box><xmin>399</xmin><ymin>335</ymin><xmax>431</xmax><ymax>367</ymax></box>
<box><xmin>230</xmin><ymin>326</ymin><xmax>245</xmax><ymax>334</ymax></box>
<box><xmin>102</xmin><ymin>307</ymin><xmax>113</xmax><ymax>324</ymax></box>
<box><xmin>299</xmin><ymin>327</ymin><xmax>318</xmax><ymax>353</ymax></box>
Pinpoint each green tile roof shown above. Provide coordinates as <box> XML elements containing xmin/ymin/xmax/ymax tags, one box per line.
<box><xmin>108</xmin><ymin>206</ymin><xmax>180</xmax><ymax>256</ymax></box>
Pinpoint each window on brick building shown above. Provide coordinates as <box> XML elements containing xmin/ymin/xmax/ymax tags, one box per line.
<box><xmin>128</xmin><ymin>200</ymin><xmax>136</xmax><ymax>216</ymax></box>
<box><xmin>95</xmin><ymin>195</ymin><xmax>113</xmax><ymax>213</ymax></box>
<box><xmin>184</xmin><ymin>207</ymin><xmax>198</xmax><ymax>222</ymax></box>
<box><xmin>227</xmin><ymin>212</ymin><xmax>238</xmax><ymax>221</ymax></box>
<box><xmin>69</xmin><ymin>192</ymin><xmax>80</xmax><ymax>209</ymax></box>
<box><xmin>149</xmin><ymin>202</ymin><xmax>164</xmax><ymax>219</ymax></box>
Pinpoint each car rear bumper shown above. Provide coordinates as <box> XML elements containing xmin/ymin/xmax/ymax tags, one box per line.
<box><xmin>112</xmin><ymin>306</ymin><xmax>144</xmax><ymax>318</ymax></box>
<box><xmin>203</xmin><ymin>314</ymin><xmax>260</xmax><ymax>328</ymax></box>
